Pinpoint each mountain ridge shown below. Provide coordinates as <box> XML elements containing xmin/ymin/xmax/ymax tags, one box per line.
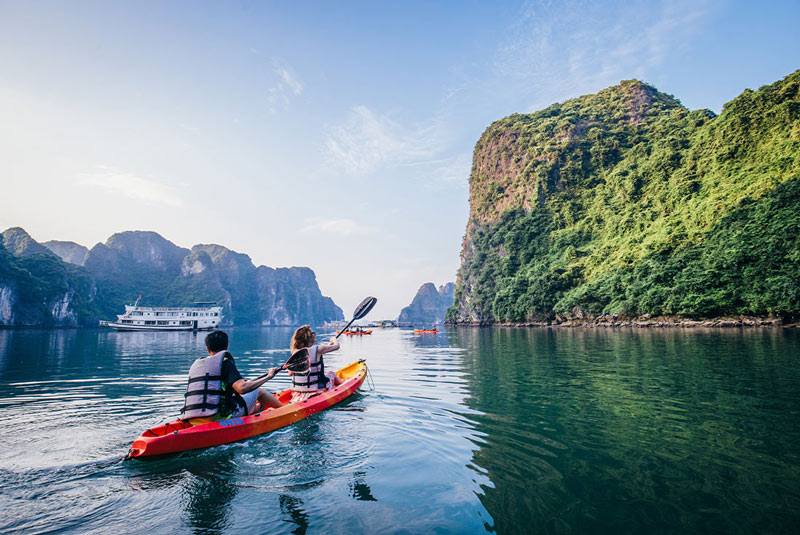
<box><xmin>0</xmin><ymin>228</ymin><xmax>343</xmax><ymax>327</ymax></box>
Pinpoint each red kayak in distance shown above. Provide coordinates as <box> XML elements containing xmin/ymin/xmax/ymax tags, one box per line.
<box><xmin>336</xmin><ymin>330</ymin><xmax>373</xmax><ymax>335</ymax></box>
<box><xmin>126</xmin><ymin>360</ymin><xmax>367</xmax><ymax>459</ymax></box>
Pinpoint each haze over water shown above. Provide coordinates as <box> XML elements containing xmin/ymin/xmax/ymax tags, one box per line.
<box><xmin>1</xmin><ymin>327</ymin><xmax>798</xmax><ymax>533</ymax></box>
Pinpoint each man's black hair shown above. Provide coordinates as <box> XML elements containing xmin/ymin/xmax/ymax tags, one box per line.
<box><xmin>205</xmin><ymin>330</ymin><xmax>229</xmax><ymax>353</ymax></box>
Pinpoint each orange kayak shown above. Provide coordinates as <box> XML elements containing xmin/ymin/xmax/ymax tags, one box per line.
<box><xmin>126</xmin><ymin>360</ymin><xmax>367</xmax><ymax>459</ymax></box>
<box><xmin>414</xmin><ymin>329</ymin><xmax>439</xmax><ymax>333</ymax></box>
<box><xmin>337</xmin><ymin>330</ymin><xmax>373</xmax><ymax>335</ymax></box>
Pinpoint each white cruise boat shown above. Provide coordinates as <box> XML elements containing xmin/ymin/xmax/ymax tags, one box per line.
<box><xmin>100</xmin><ymin>299</ymin><xmax>223</xmax><ymax>331</ymax></box>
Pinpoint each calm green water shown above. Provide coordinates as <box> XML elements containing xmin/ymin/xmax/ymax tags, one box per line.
<box><xmin>0</xmin><ymin>327</ymin><xmax>798</xmax><ymax>534</ymax></box>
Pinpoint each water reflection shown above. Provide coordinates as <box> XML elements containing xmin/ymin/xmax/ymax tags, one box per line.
<box><xmin>127</xmin><ymin>450</ymin><xmax>240</xmax><ymax>533</ymax></box>
<box><xmin>279</xmin><ymin>494</ymin><xmax>309</xmax><ymax>535</ymax></box>
<box><xmin>349</xmin><ymin>471</ymin><xmax>377</xmax><ymax>502</ymax></box>
<box><xmin>458</xmin><ymin>327</ymin><xmax>800</xmax><ymax>534</ymax></box>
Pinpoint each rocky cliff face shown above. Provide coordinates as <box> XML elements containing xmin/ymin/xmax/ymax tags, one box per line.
<box><xmin>450</xmin><ymin>70</ymin><xmax>800</xmax><ymax>324</ymax></box>
<box><xmin>256</xmin><ymin>266</ymin><xmax>343</xmax><ymax>326</ymax></box>
<box><xmin>189</xmin><ymin>244</ymin><xmax>260</xmax><ymax>324</ymax></box>
<box><xmin>0</xmin><ymin>237</ymin><xmax>99</xmax><ymax>327</ymax></box>
<box><xmin>399</xmin><ymin>282</ymin><xmax>455</xmax><ymax>326</ymax></box>
<box><xmin>83</xmin><ymin>231</ymin><xmax>189</xmax><ymax>319</ymax></box>
<box><xmin>0</xmin><ymin>227</ymin><xmax>342</xmax><ymax>327</ymax></box>
<box><xmin>165</xmin><ymin>244</ymin><xmax>342</xmax><ymax>326</ymax></box>
<box><xmin>42</xmin><ymin>241</ymin><xmax>89</xmax><ymax>265</ymax></box>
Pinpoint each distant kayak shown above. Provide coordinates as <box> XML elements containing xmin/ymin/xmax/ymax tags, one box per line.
<box><xmin>414</xmin><ymin>329</ymin><xmax>439</xmax><ymax>334</ymax></box>
<box><xmin>126</xmin><ymin>360</ymin><xmax>367</xmax><ymax>459</ymax></box>
<box><xmin>337</xmin><ymin>330</ymin><xmax>373</xmax><ymax>335</ymax></box>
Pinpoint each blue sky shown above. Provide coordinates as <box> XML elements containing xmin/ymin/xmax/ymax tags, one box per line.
<box><xmin>1</xmin><ymin>0</ymin><xmax>798</xmax><ymax>319</ymax></box>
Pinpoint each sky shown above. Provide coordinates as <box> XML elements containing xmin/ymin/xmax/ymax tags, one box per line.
<box><xmin>1</xmin><ymin>0</ymin><xmax>798</xmax><ymax>320</ymax></box>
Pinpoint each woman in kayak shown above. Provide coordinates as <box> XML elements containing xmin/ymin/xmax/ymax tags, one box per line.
<box><xmin>181</xmin><ymin>330</ymin><xmax>283</xmax><ymax>424</ymax></box>
<box><xmin>289</xmin><ymin>325</ymin><xmax>343</xmax><ymax>395</ymax></box>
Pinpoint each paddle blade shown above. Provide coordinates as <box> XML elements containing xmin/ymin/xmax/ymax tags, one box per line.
<box><xmin>284</xmin><ymin>348</ymin><xmax>310</xmax><ymax>373</ymax></box>
<box><xmin>352</xmin><ymin>296</ymin><xmax>377</xmax><ymax>320</ymax></box>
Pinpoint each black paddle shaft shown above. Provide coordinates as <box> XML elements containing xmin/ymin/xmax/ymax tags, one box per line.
<box><xmin>335</xmin><ymin>296</ymin><xmax>377</xmax><ymax>339</ymax></box>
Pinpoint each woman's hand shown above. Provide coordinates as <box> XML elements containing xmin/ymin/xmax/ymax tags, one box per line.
<box><xmin>329</xmin><ymin>337</ymin><xmax>337</xmax><ymax>345</ymax></box>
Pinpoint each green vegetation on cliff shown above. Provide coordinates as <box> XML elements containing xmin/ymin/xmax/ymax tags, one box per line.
<box><xmin>450</xmin><ymin>70</ymin><xmax>800</xmax><ymax>323</ymax></box>
<box><xmin>0</xmin><ymin>240</ymin><xmax>100</xmax><ymax>326</ymax></box>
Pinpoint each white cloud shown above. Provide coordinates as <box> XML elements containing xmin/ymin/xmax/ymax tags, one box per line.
<box><xmin>300</xmin><ymin>217</ymin><xmax>376</xmax><ymax>236</ymax></box>
<box><xmin>277</xmin><ymin>68</ymin><xmax>304</xmax><ymax>95</ymax></box>
<box><xmin>77</xmin><ymin>167</ymin><xmax>183</xmax><ymax>207</ymax></box>
<box><xmin>432</xmin><ymin>153</ymin><xmax>472</xmax><ymax>184</ymax></box>
<box><xmin>324</xmin><ymin>106</ymin><xmax>407</xmax><ymax>175</ymax></box>
<box><xmin>267</xmin><ymin>60</ymin><xmax>304</xmax><ymax>113</ymax></box>
<box><xmin>323</xmin><ymin>105</ymin><xmax>458</xmax><ymax>178</ymax></box>
<box><xmin>494</xmin><ymin>0</ymin><xmax>711</xmax><ymax>111</ymax></box>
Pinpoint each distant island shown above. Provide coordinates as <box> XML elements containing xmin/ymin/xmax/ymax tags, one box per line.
<box><xmin>448</xmin><ymin>69</ymin><xmax>800</xmax><ymax>327</ymax></box>
<box><xmin>399</xmin><ymin>282</ymin><xmax>454</xmax><ymax>326</ymax></box>
<box><xmin>0</xmin><ymin>227</ymin><xmax>343</xmax><ymax>327</ymax></box>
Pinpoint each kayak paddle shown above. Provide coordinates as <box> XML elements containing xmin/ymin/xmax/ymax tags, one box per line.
<box><xmin>335</xmin><ymin>296</ymin><xmax>377</xmax><ymax>339</ymax></box>
<box><xmin>254</xmin><ymin>349</ymin><xmax>310</xmax><ymax>380</ymax></box>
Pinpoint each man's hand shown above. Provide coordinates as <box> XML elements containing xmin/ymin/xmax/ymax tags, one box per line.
<box><xmin>263</xmin><ymin>367</ymin><xmax>280</xmax><ymax>381</ymax></box>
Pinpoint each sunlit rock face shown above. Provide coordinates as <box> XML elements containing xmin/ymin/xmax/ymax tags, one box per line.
<box><xmin>42</xmin><ymin>241</ymin><xmax>90</xmax><ymax>265</ymax></box>
<box><xmin>2</xmin><ymin>227</ymin><xmax>56</xmax><ymax>257</ymax></box>
<box><xmin>0</xmin><ymin>285</ymin><xmax>14</xmax><ymax>324</ymax></box>
<box><xmin>50</xmin><ymin>292</ymin><xmax>77</xmax><ymax>325</ymax></box>
<box><xmin>256</xmin><ymin>266</ymin><xmax>343</xmax><ymax>326</ymax></box>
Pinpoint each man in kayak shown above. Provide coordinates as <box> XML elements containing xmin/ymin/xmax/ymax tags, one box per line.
<box><xmin>181</xmin><ymin>330</ymin><xmax>283</xmax><ymax>423</ymax></box>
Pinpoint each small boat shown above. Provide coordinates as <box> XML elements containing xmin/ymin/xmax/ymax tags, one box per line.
<box><xmin>126</xmin><ymin>360</ymin><xmax>367</xmax><ymax>459</ymax></box>
<box><xmin>336</xmin><ymin>330</ymin><xmax>373</xmax><ymax>336</ymax></box>
<box><xmin>100</xmin><ymin>297</ymin><xmax>222</xmax><ymax>331</ymax></box>
<box><xmin>414</xmin><ymin>329</ymin><xmax>439</xmax><ymax>334</ymax></box>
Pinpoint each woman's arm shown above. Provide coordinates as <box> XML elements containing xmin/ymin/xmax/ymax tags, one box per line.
<box><xmin>318</xmin><ymin>338</ymin><xmax>340</xmax><ymax>355</ymax></box>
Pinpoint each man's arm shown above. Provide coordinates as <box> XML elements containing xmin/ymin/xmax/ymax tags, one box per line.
<box><xmin>232</xmin><ymin>367</ymin><xmax>279</xmax><ymax>395</ymax></box>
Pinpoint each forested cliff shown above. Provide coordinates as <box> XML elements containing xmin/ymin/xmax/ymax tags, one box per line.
<box><xmin>448</xmin><ymin>70</ymin><xmax>800</xmax><ymax>325</ymax></box>
<box><xmin>0</xmin><ymin>228</ymin><xmax>342</xmax><ymax>327</ymax></box>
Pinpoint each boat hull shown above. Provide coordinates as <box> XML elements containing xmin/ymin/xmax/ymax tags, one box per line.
<box><xmin>126</xmin><ymin>360</ymin><xmax>367</xmax><ymax>459</ymax></box>
<box><xmin>102</xmin><ymin>322</ymin><xmax>216</xmax><ymax>331</ymax></box>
